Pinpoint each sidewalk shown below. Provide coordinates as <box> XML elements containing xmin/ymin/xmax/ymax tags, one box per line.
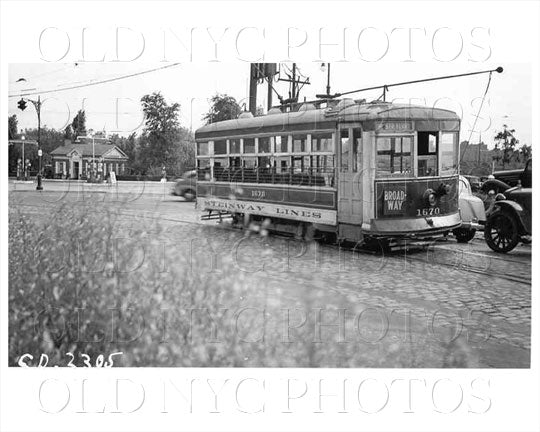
<box><xmin>9</xmin><ymin>179</ymin><xmax>178</xmax><ymax>196</ymax></box>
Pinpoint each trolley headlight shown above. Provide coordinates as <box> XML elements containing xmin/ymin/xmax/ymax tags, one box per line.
<box><xmin>423</xmin><ymin>188</ymin><xmax>437</xmax><ymax>207</ymax></box>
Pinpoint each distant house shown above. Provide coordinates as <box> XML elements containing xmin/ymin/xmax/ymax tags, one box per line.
<box><xmin>50</xmin><ymin>136</ymin><xmax>128</xmax><ymax>179</ymax></box>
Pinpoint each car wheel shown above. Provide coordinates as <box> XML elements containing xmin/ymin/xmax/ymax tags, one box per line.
<box><xmin>182</xmin><ymin>189</ymin><xmax>196</xmax><ymax>201</ymax></box>
<box><xmin>453</xmin><ymin>228</ymin><xmax>476</xmax><ymax>243</ymax></box>
<box><xmin>484</xmin><ymin>209</ymin><xmax>519</xmax><ymax>253</ymax></box>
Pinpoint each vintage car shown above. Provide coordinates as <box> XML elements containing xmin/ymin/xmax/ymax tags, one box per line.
<box><xmin>171</xmin><ymin>170</ymin><xmax>197</xmax><ymax>201</ymax></box>
<box><xmin>484</xmin><ymin>159</ymin><xmax>532</xmax><ymax>253</ymax></box>
<box><xmin>453</xmin><ymin>175</ymin><xmax>486</xmax><ymax>243</ymax></box>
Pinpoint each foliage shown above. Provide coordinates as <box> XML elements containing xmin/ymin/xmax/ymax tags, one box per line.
<box><xmin>63</xmin><ymin>124</ymin><xmax>73</xmax><ymax>140</ymax></box>
<box><xmin>136</xmin><ymin>92</ymin><xmax>194</xmax><ymax>176</ymax></box>
<box><xmin>519</xmin><ymin>144</ymin><xmax>532</xmax><ymax>162</ymax></box>
<box><xmin>8</xmin><ymin>126</ymin><xmax>65</xmax><ymax>175</ymax></box>
<box><xmin>8</xmin><ymin>114</ymin><xmax>18</xmax><ymax>139</ymax></box>
<box><xmin>71</xmin><ymin>109</ymin><xmax>87</xmax><ymax>138</ymax></box>
<box><xmin>493</xmin><ymin>124</ymin><xmax>519</xmax><ymax>168</ymax></box>
<box><xmin>203</xmin><ymin>93</ymin><xmax>242</xmax><ymax>124</ymax></box>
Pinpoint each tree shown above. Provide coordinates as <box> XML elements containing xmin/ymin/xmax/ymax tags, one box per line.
<box><xmin>203</xmin><ymin>94</ymin><xmax>242</xmax><ymax>124</ymax></box>
<box><xmin>137</xmin><ymin>92</ymin><xmax>188</xmax><ymax>175</ymax></box>
<box><xmin>8</xmin><ymin>115</ymin><xmax>18</xmax><ymax>139</ymax></box>
<box><xmin>493</xmin><ymin>124</ymin><xmax>519</xmax><ymax>169</ymax></box>
<box><xmin>71</xmin><ymin>110</ymin><xmax>87</xmax><ymax>137</ymax></box>
<box><xmin>519</xmin><ymin>144</ymin><xmax>532</xmax><ymax>162</ymax></box>
<box><xmin>64</xmin><ymin>124</ymin><xmax>74</xmax><ymax>140</ymax></box>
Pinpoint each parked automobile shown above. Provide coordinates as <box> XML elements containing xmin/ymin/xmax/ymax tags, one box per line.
<box><xmin>453</xmin><ymin>175</ymin><xmax>486</xmax><ymax>243</ymax></box>
<box><xmin>463</xmin><ymin>174</ymin><xmax>482</xmax><ymax>193</ymax></box>
<box><xmin>484</xmin><ymin>159</ymin><xmax>532</xmax><ymax>253</ymax></box>
<box><xmin>171</xmin><ymin>170</ymin><xmax>197</xmax><ymax>201</ymax></box>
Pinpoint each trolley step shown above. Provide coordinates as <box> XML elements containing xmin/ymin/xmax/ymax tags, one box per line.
<box><xmin>200</xmin><ymin>210</ymin><xmax>232</xmax><ymax>222</ymax></box>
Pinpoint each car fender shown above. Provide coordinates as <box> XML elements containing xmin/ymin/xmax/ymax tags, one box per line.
<box><xmin>489</xmin><ymin>200</ymin><xmax>528</xmax><ymax>234</ymax></box>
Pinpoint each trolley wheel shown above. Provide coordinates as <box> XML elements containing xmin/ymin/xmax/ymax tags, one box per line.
<box><xmin>304</xmin><ymin>224</ymin><xmax>316</xmax><ymax>242</ymax></box>
<box><xmin>452</xmin><ymin>228</ymin><xmax>476</xmax><ymax>243</ymax></box>
<box><xmin>484</xmin><ymin>209</ymin><xmax>519</xmax><ymax>253</ymax></box>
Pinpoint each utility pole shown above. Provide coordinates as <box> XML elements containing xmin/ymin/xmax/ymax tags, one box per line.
<box><xmin>249</xmin><ymin>63</ymin><xmax>258</xmax><ymax>115</ymax></box>
<box><xmin>278</xmin><ymin>63</ymin><xmax>310</xmax><ymax>110</ymax></box>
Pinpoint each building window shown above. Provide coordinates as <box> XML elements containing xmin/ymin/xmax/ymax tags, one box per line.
<box><xmin>243</xmin><ymin>138</ymin><xmax>255</xmax><ymax>153</ymax></box>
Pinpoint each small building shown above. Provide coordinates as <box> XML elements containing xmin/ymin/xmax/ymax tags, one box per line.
<box><xmin>50</xmin><ymin>136</ymin><xmax>129</xmax><ymax>179</ymax></box>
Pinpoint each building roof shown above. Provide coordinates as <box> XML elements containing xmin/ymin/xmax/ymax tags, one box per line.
<box><xmin>51</xmin><ymin>142</ymin><xmax>128</xmax><ymax>159</ymax></box>
<box><xmin>195</xmin><ymin>100</ymin><xmax>461</xmax><ymax>140</ymax></box>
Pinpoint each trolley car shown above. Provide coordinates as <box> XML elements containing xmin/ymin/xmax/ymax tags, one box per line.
<box><xmin>194</xmin><ymin>98</ymin><xmax>461</xmax><ymax>245</ymax></box>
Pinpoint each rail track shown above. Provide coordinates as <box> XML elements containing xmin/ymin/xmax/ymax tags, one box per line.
<box><xmin>11</xmin><ymin>197</ymin><xmax>532</xmax><ymax>286</ymax></box>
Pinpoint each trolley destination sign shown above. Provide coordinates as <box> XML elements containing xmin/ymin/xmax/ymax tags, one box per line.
<box><xmin>198</xmin><ymin>197</ymin><xmax>337</xmax><ymax>225</ymax></box>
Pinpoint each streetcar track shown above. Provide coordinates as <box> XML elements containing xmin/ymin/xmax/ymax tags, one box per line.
<box><xmin>11</xmin><ymin>200</ymin><xmax>532</xmax><ymax>285</ymax></box>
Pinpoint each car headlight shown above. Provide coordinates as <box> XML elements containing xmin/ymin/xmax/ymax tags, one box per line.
<box><xmin>495</xmin><ymin>193</ymin><xmax>506</xmax><ymax>201</ymax></box>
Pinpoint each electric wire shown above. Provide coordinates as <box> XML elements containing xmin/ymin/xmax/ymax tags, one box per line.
<box><xmin>9</xmin><ymin>63</ymin><xmax>181</xmax><ymax>98</ymax></box>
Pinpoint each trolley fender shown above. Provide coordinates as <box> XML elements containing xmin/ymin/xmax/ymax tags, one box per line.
<box><xmin>489</xmin><ymin>200</ymin><xmax>527</xmax><ymax>232</ymax></box>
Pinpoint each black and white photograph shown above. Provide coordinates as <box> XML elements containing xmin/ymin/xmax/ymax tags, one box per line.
<box><xmin>1</xmin><ymin>1</ymin><xmax>538</xmax><ymax>432</ymax></box>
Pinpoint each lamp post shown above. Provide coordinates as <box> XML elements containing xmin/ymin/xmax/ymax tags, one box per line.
<box><xmin>17</xmin><ymin>95</ymin><xmax>43</xmax><ymax>190</ymax></box>
<box><xmin>316</xmin><ymin>63</ymin><xmax>336</xmax><ymax>99</ymax></box>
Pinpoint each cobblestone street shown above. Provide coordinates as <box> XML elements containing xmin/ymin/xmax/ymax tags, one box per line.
<box><xmin>9</xmin><ymin>182</ymin><xmax>532</xmax><ymax>367</ymax></box>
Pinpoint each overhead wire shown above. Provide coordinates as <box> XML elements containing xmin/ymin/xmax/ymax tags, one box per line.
<box><xmin>457</xmin><ymin>72</ymin><xmax>493</xmax><ymax>171</ymax></box>
<box><xmin>8</xmin><ymin>63</ymin><xmax>182</xmax><ymax>98</ymax></box>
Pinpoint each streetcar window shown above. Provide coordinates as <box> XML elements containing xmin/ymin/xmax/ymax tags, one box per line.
<box><xmin>276</xmin><ymin>156</ymin><xmax>289</xmax><ymax>174</ymax></box>
<box><xmin>292</xmin><ymin>135</ymin><xmax>307</xmax><ymax>153</ymax></box>
<box><xmin>441</xmin><ymin>132</ymin><xmax>458</xmax><ymax>175</ymax></box>
<box><xmin>417</xmin><ymin>132</ymin><xmax>438</xmax><ymax>176</ymax></box>
<box><xmin>258</xmin><ymin>156</ymin><xmax>271</xmax><ymax>169</ymax></box>
<box><xmin>214</xmin><ymin>140</ymin><xmax>227</xmax><ymax>155</ymax></box>
<box><xmin>340</xmin><ymin>129</ymin><xmax>350</xmax><ymax>172</ymax></box>
<box><xmin>243</xmin><ymin>157</ymin><xmax>257</xmax><ymax>168</ymax></box>
<box><xmin>313</xmin><ymin>155</ymin><xmax>335</xmax><ymax>187</ymax></box>
<box><xmin>230</xmin><ymin>139</ymin><xmax>241</xmax><ymax>154</ymax></box>
<box><xmin>258</xmin><ymin>136</ymin><xmax>271</xmax><ymax>153</ymax></box>
<box><xmin>213</xmin><ymin>157</ymin><xmax>228</xmax><ymax>181</ymax></box>
<box><xmin>197</xmin><ymin>158</ymin><xmax>210</xmax><ymax>180</ymax></box>
<box><xmin>352</xmin><ymin>128</ymin><xmax>362</xmax><ymax>172</ymax></box>
<box><xmin>230</xmin><ymin>156</ymin><xmax>241</xmax><ymax>168</ymax></box>
<box><xmin>274</xmin><ymin>135</ymin><xmax>289</xmax><ymax>153</ymax></box>
<box><xmin>229</xmin><ymin>157</ymin><xmax>242</xmax><ymax>182</ymax></box>
<box><xmin>376</xmin><ymin>136</ymin><xmax>412</xmax><ymax>178</ymax></box>
<box><xmin>243</xmin><ymin>138</ymin><xmax>255</xmax><ymax>153</ymax></box>
<box><xmin>312</xmin><ymin>133</ymin><xmax>333</xmax><ymax>152</ymax></box>
<box><xmin>197</xmin><ymin>142</ymin><xmax>209</xmax><ymax>156</ymax></box>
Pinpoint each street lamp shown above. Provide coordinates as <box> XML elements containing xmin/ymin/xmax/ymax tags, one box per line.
<box><xmin>316</xmin><ymin>62</ymin><xmax>337</xmax><ymax>99</ymax></box>
<box><xmin>17</xmin><ymin>94</ymin><xmax>43</xmax><ymax>190</ymax></box>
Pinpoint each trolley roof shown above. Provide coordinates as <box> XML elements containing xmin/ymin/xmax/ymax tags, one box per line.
<box><xmin>195</xmin><ymin>100</ymin><xmax>460</xmax><ymax>140</ymax></box>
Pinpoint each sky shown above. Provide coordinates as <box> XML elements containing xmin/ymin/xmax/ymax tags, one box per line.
<box><xmin>8</xmin><ymin>61</ymin><xmax>532</xmax><ymax>149</ymax></box>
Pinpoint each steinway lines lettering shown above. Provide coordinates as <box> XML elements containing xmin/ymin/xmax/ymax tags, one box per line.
<box><xmin>203</xmin><ymin>199</ymin><xmax>323</xmax><ymax>220</ymax></box>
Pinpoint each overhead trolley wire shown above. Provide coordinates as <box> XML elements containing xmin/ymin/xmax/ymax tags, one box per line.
<box><xmin>8</xmin><ymin>63</ymin><xmax>182</xmax><ymax>98</ymax></box>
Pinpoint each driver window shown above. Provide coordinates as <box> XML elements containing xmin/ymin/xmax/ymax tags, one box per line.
<box><xmin>417</xmin><ymin>131</ymin><xmax>439</xmax><ymax>177</ymax></box>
